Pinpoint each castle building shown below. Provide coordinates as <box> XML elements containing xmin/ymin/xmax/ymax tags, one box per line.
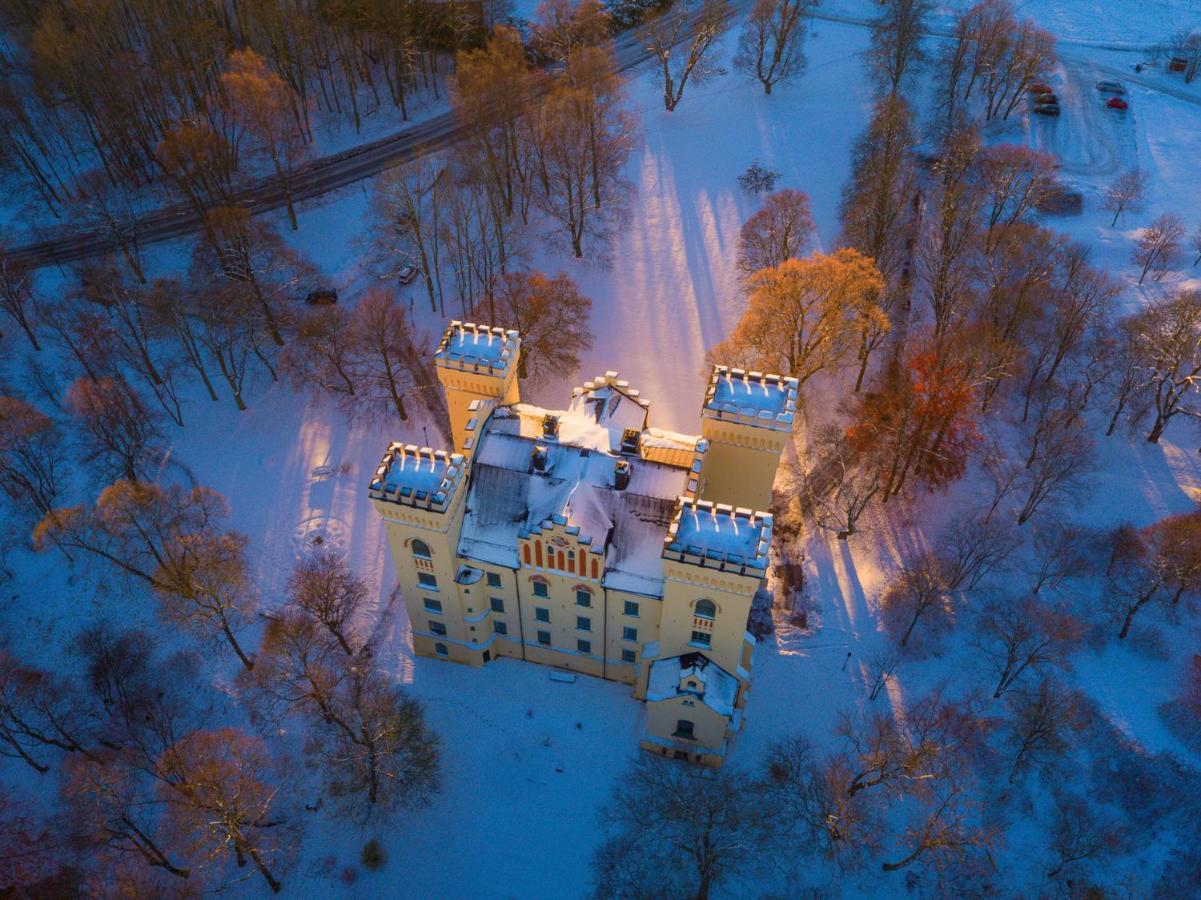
<box><xmin>368</xmin><ymin>321</ymin><xmax>797</xmax><ymax>765</ymax></box>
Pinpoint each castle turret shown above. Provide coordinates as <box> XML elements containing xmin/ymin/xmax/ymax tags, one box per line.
<box><xmin>434</xmin><ymin>321</ymin><xmax>521</xmax><ymax>454</ymax></box>
<box><xmin>698</xmin><ymin>366</ymin><xmax>798</xmax><ymax>513</ymax></box>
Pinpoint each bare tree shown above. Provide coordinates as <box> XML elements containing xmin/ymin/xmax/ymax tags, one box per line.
<box><xmin>881</xmin><ymin>783</ymin><xmax>986</xmax><ymax>873</ymax></box>
<box><xmin>935</xmin><ymin>511</ymin><xmax>1020</xmax><ymax>591</ymax></box>
<box><xmin>797</xmin><ymin>426</ymin><xmax>882</xmax><ymax>540</ymax></box>
<box><xmin>1123</xmin><ymin>289</ymin><xmax>1201</xmax><ymax>443</ymax></box>
<box><xmin>863</xmin><ymin>645</ymin><xmax>903</xmax><ymax>701</ymax></box>
<box><xmin>977</xmin><ymin>143</ymin><xmax>1057</xmax><ymax>252</ymax></box>
<box><xmin>1106</xmin><ymin>508</ymin><xmax>1201</xmax><ymax>639</ymax></box>
<box><xmin>281</xmin><ymin>306</ymin><xmax>358</xmax><ymax>409</ymax></box>
<box><xmin>0</xmin><ymin>395</ymin><xmax>61</xmax><ymax>519</ymax></box>
<box><xmin>594</xmin><ymin>755</ymin><xmax>778</xmax><ymax>899</ymax></box>
<box><xmin>880</xmin><ymin>553</ymin><xmax>952</xmax><ymax>648</ymax></box>
<box><xmin>372</xmin><ymin>157</ymin><xmax>448</xmax><ymax>315</ymax></box>
<box><xmin>1133</xmin><ymin>213</ymin><xmax>1186</xmax><ymax>284</ymax></box>
<box><xmin>344</xmin><ymin>289</ymin><xmax>424</xmax><ymax>422</ymax></box>
<box><xmin>64</xmin><ymin>376</ymin><xmax>164</xmax><ymax>484</ymax></box>
<box><xmin>1005</xmin><ymin>678</ymin><xmax>1082</xmax><ymax>783</ymax></box>
<box><xmin>736</xmin><ymin>189</ymin><xmax>815</xmax><ymax>276</ymax></box>
<box><xmin>644</xmin><ymin>0</ymin><xmax>730</xmax><ymax>112</ymax></box>
<box><xmin>486</xmin><ymin>270</ymin><xmax>593</xmax><ymax>382</ymax></box>
<box><xmin>1044</xmin><ymin>792</ymin><xmax>1125</xmax><ymax>880</ymax></box>
<box><xmin>1102</xmin><ymin>169</ymin><xmax>1148</xmax><ymax>227</ymax></box>
<box><xmin>157</xmin><ymin>728</ymin><xmax>292</xmax><ymax>894</ymax></box>
<box><xmin>531</xmin><ymin>0</ymin><xmax>611</xmax><ymax>64</ymax></box>
<box><xmin>734</xmin><ymin>0</ymin><xmax>814</xmax><ymax>95</ymax></box>
<box><xmin>0</xmin><ymin>237</ymin><xmax>41</xmax><ymax>350</ymax></box>
<box><xmin>1023</xmin><ymin>521</ymin><xmax>1090</xmax><ymax>594</ymax></box>
<box><xmin>286</xmin><ymin>550</ymin><xmax>368</xmax><ymax>655</ymax></box>
<box><xmin>972</xmin><ymin>596</ymin><xmax>1082</xmax><ymax>698</ymax></box>
<box><xmin>866</xmin><ymin>0</ymin><xmax>931</xmax><ymax>96</ymax></box>
<box><xmin>1191</xmin><ymin>223</ymin><xmax>1201</xmax><ymax>267</ymax></box>
<box><xmin>763</xmin><ymin>736</ymin><xmax>883</xmax><ymax>867</ymax></box>
<box><xmin>0</xmin><ymin>650</ymin><xmax>95</xmax><ymax>773</ymax></box>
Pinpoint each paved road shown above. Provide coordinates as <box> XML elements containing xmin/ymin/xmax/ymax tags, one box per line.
<box><xmin>8</xmin><ymin>1</ymin><xmax>751</xmax><ymax>271</ymax></box>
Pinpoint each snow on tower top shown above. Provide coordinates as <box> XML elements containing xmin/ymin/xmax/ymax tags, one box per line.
<box><xmin>703</xmin><ymin>366</ymin><xmax>798</xmax><ymax>431</ymax></box>
<box><xmin>434</xmin><ymin>321</ymin><xmax>520</xmax><ymax>373</ymax></box>
<box><xmin>368</xmin><ymin>443</ymin><xmax>467</xmax><ymax>512</ymax></box>
<box><xmin>663</xmin><ymin>497</ymin><xmax>772</xmax><ymax>574</ymax></box>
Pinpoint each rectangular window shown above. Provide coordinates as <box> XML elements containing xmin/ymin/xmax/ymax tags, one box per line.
<box><xmin>487</xmin><ymin>572</ymin><xmax>502</xmax><ymax>588</ymax></box>
<box><xmin>690</xmin><ymin>631</ymin><xmax>711</xmax><ymax>648</ymax></box>
<box><xmin>533</xmin><ymin>581</ymin><xmax>549</xmax><ymax>598</ymax></box>
<box><xmin>576</xmin><ymin>589</ymin><xmax>591</xmax><ymax>607</ymax></box>
<box><xmin>418</xmin><ymin>572</ymin><xmax>438</xmax><ymax>590</ymax></box>
<box><xmin>622</xmin><ymin>626</ymin><xmax>637</xmax><ymax>642</ymax></box>
<box><xmin>577</xmin><ymin>639</ymin><xmax>591</xmax><ymax>654</ymax></box>
<box><xmin>429</xmin><ymin>621</ymin><xmax>447</xmax><ymax>636</ymax></box>
<box><xmin>490</xmin><ymin>596</ymin><xmax>505</xmax><ymax>613</ymax></box>
<box><xmin>424</xmin><ymin>598</ymin><xmax>443</xmax><ymax>613</ymax></box>
<box><xmin>537</xmin><ymin>630</ymin><xmax>551</xmax><ymax>646</ymax></box>
<box><xmin>624</xmin><ymin>601</ymin><xmax>639</xmax><ymax>617</ymax></box>
<box><xmin>621</xmin><ymin>649</ymin><xmax>636</xmax><ymax>664</ymax></box>
<box><xmin>536</xmin><ymin>607</ymin><xmax>550</xmax><ymax>623</ymax></box>
<box><xmin>577</xmin><ymin>616</ymin><xmax>591</xmax><ymax>632</ymax></box>
<box><xmin>673</xmin><ymin>719</ymin><xmax>695</xmax><ymax>739</ymax></box>
<box><xmin>494</xmin><ymin>620</ymin><xmax>508</xmax><ymax>636</ymax></box>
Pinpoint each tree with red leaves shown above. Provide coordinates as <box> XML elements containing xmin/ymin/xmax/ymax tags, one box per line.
<box><xmin>847</xmin><ymin>339</ymin><xmax>983</xmax><ymax>501</ymax></box>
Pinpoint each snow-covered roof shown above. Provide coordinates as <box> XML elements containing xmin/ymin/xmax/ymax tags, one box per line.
<box><xmin>434</xmin><ymin>321</ymin><xmax>519</xmax><ymax>373</ymax></box>
<box><xmin>368</xmin><ymin>444</ymin><xmax>466</xmax><ymax>513</ymax></box>
<box><xmin>703</xmin><ymin>366</ymin><xmax>798</xmax><ymax>432</ymax></box>
<box><xmin>664</xmin><ymin>498</ymin><xmax>772</xmax><ymax>574</ymax></box>
<box><xmin>456</xmin><ymin>401</ymin><xmax>692</xmax><ymax>594</ymax></box>
<box><xmin>646</xmin><ymin>652</ymin><xmax>739</xmax><ymax>717</ymax></box>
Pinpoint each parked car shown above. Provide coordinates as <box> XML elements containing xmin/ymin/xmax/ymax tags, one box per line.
<box><xmin>398</xmin><ymin>264</ymin><xmax>419</xmax><ymax>285</ymax></box>
<box><xmin>1169</xmin><ymin>56</ymin><xmax>1188</xmax><ymax>73</ymax></box>
<box><xmin>1033</xmin><ymin>102</ymin><xmax>1061</xmax><ymax>116</ymax></box>
<box><xmin>1096</xmin><ymin>80</ymin><xmax>1127</xmax><ymax>94</ymax></box>
<box><xmin>305</xmin><ymin>289</ymin><xmax>338</xmax><ymax>305</ymax></box>
<box><xmin>1106</xmin><ymin>96</ymin><xmax>1129</xmax><ymax>110</ymax></box>
<box><xmin>1030</xmin><ymin>82</ymin><xmax>1053</xmax><ymax>94</ymax></box>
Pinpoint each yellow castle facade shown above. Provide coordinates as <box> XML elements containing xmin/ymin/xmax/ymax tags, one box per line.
<box><xmin>368</xmin><ymin>321</ymin><xmax>798</xmax><ymax>765</ymax></box>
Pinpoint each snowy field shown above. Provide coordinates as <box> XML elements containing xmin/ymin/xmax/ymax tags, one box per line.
<box><xmin>4</xmin><ymin>0</ymin><xmax>1201</xmax><ymax>896</ymax></box>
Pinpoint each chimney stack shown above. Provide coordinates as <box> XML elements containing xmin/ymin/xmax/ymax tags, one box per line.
<box><xmin>614</xmin><ymin>459</ymin><xmax>631</xmax><ymax>490</ymax></box>
<box><xmin>531</xmin><ymin>444</ymin><xmax>548</xmax><ymax>472</ymax></box>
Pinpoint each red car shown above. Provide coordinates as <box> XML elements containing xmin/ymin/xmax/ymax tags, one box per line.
<box><xmin>1030</xmin><ymin>82</ymin><xmax>1053</xmax><ymax>94</ymax></box>
<box><xmin>1107</xmin><ymin>96</ymin><xmax>1129</xmax><ymax>110</ymax></box>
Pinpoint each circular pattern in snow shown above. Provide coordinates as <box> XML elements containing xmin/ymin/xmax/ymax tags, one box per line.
<box><xmin>292</xmin><ymin>514</ymin><xmax>351</xmax><ymax>560</ymax></box>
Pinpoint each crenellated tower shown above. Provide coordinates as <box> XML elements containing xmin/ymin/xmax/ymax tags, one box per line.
<box><xmin>434</xmin><ymin>321</ymin><xmax>521</xmax><ymax>454</ymax></box>
<box><xmin>698</xmin><ymin>366</ymin><xmax>798</xmax><ymax>513</ymax></box>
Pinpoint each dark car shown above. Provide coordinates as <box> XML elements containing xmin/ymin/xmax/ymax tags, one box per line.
<box><xmin>305</xmin><ymin>289</ymin><xmax>338</xmax><ymax>305</ymax></box>
<box><xmin>1033</xmin><ymin>102</ymin><xmax>1061</xmax><ymax>116</ymax></box>
<box><xmin>398</xmin><ymin>265</ymin><xmax>419</xmax><ymax>285</ymax></box>
<box><xmin>1096</xmin><ymin>80</ymin><xmax>1127</xmax><ymax>95</ymax></box>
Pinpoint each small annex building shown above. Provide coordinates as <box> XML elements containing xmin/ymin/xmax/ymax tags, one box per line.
<box><xmin>368</xmin><ymin>321</ymin><xmax>797</xmax><ymax>765</ymax></box>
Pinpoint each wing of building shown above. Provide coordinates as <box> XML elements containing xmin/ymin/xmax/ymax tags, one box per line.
<box><xmin>368</xmin><ymin>321</ymin><xmax>798</xmax><ymax>766</ymax></box>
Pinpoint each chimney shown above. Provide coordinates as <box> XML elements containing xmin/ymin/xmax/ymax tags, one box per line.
<box><xmin>531</xmin><ymin>444</ymin><xmax>548</xmax><ymax>472</ymax></box>
<box><xmin>614</xmin><ymin>459</ymin><xmax>631</xmax><ymax>490</ymax></box>
<box><xmin>542</xmin><ymin>413</ymin><xmax>560</xmax><ymax>439</ymax></box>
<box><xmin>620</xmin><ymin>428</ymin><xmax>641</xmax><ymax>456</ymax></box>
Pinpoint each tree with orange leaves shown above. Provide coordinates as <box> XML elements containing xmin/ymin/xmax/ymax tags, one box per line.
<box><xmin>220</xmin><ymin>50</ymin><xmax>308</xmax><ymax>231</ymax></box>
<box><xmin>847</xmin><ymin>338</ymin><xmax>983</xmax><ymax>501</ymax></box>
<box><xmin>709</xmin><ymin>248</ymin><xmax>887</xmax><ymax>391</ymax></box>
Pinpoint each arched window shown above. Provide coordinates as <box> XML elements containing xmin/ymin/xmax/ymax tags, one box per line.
<box><xmin>434</xmin><ymin>642</ymin><xmax>449</xmax><ymax>657</ymax></box>
<box><xmin>411</xmin><ymin>539</ymin><xmax>432</xmax><ymax>561</ymax></box>
<box><xmin>694</xmin><ymin>599</ymin><xmax>717</xmax><ymax>620</ymax></box>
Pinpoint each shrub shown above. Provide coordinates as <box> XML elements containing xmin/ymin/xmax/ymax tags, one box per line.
<box><xmin>361</xmin><ymin>839</ymin><xmax>387</xmax><ymax>871</ymax></box>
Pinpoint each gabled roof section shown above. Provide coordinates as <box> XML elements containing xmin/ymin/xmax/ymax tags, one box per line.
<box><xmin>646</xmin><ymin>652</ymin><xmax>739</xmax><ymax>717</ymax></box>
<box><xmin>368</xmin><ymin>444</ymin><xmax>467</xmax><ymax>513</ymax></box>
<box><xmin>703</xmin><ymin>366</ymin><xmax>798</xmax><ymax>432</ymax></box>
<box><xmin>434</xmin><ymin>321</ymin><xmax>519</xmax><ymax>374</ymax></box>
<box><xmin>663</xmin><ymin>497</ymin><xmax>772</xmax><ymax>575</ymax></box>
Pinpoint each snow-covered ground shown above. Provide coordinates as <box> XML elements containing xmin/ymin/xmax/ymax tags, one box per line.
<box><xmin>5</xmin><ymin>0</ymin><xmax>1201</xmax><ymax>895</ymax></box>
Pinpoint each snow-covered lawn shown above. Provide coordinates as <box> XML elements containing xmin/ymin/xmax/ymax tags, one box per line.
<box><xmin>5</xmin><ymin>0</ymin><xmax>1201</xmax><ymax>895</ymax></box>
